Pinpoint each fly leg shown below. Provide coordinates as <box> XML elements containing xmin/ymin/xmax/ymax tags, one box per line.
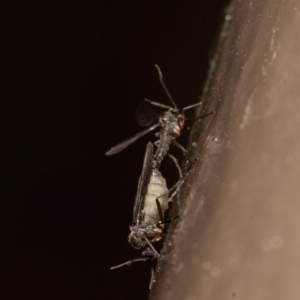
<box><xmin>155</xmin><ymin>180</ymin><xmax>179</xmax><ymax>204</ymax></box>
<box><xmin>168</xmin><ymin>157</ymin><xmax>197</xmax><ymax>202</ymax></box>
<box><xmin>156</xmin><ymin>194</ymin><xmax>179</xmax><ymax>227</ymax></box>
<box><xmin>154</xmin><ymin>158</ymin><xmax>197</xmax><ymax>231</ymax></box>
<box><xmin>143</xmin><ymin>236</ymin><xmax>160</xmax><ymax>258</ymax></box>
<box><xmin>152</xmin><ymin>153</ymin><xmax>183</xmax><ymax>205</ymax></box>
<box><xmin>157</xmin><ymin>215</ymin><xmax>180</xmax><ymax>226</ymax></box>
<box><xmin>156</xmin><ymin>198</ymin><xmax>165</xmax><ymax>224</ymax></box>
<box><xmin>155</xmin><ymin>196</ymin><xmax>180</xmax><ymax>224</ymax></box>
<box><xmin>144</xmin><ymin>98</ymin><xmax>172</xmax><ymax>110</ymax></box>
<box><xmin>149</xmin><ymin>264</ymin><xmax>156</xmax><ymax>290</ymax></box>
<box><xmin>110</xmin><ymin>256</ymin><xmax>151</xmax><ymax>270</ymax></box>
<box><xmin>167</xmin><ymin>153</ymin><xmax>182</xmax><ymax>182</ymax></box>
<box><xmin>171</xmin><ymin>139</ymin><xmax>198</xmax><ymax>172</ymax></box>
<box><xmin>171</xmin><ymin>140</ymin><xmax>192</xmax><ymax>165</ymax></box>
<box><xmin>154</xmin><ymin>151</ymin><xmax>193</xmax><ymax>203</ymax></box>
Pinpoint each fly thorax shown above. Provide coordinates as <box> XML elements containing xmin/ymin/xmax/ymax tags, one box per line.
<box><xmin>144</xmin><ymin>226</ymin><xmax>163</xmax><ymax>243</ymax></box>
<box><xmin>158</xmin><ymin>111</ymin><xmax>172</xmax><ymax>127</ymax></box>
<box><xmin>173</xmin><ymin>114</ymin><xmax>184</xmax><ymax>137</ymax></box>
<box><xmin>144</xmin><ymin>225</ymin><xmax>163</xmax><ymax>243</ymax></box>
<box><xmin>144</xmin><ymin>170</ymin><xmax>169</xmax><ymax>225</ymax></box>
<box><xmin>160</xmin><ymin>111</ymin><xmax>182</xmax><ymax>137</ymax></box>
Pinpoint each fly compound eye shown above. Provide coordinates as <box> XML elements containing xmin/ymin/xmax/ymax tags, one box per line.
<box><xmin>128</xmin><ymin>232</ymin><xmax>145</xmax><ymax>250</ymax></box>
<box><xmin>142</xmin><ymin>248</ymin><xmax>155</xmax><ymax>259</ymax></box>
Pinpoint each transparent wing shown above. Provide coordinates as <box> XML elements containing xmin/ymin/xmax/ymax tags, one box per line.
<box><xmin>133</xmin><ymin>142</ymin><xmax>153</xmax><ymax>223</ymax></box>
<box><xmin>135</xmin><ymin>100</ymin><xmax>159</xmax><ymax>127</ymax></box>
<box><xmin>105</xmin><ymin>123</ymin><xmax>159</xmax><ymax>155</ymax></box>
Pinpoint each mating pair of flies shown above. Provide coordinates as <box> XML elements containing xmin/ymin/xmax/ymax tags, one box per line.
<box><xmin>106</xmin><ymin>66</ymin><xmax>214</xmax><ymax>288</ymax></box>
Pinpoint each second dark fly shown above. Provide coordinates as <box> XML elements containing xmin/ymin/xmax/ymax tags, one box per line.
<box><xmin>110</xmin><ymin>142</ymin><xmax>171</xmax><ymax>288</ymax></box>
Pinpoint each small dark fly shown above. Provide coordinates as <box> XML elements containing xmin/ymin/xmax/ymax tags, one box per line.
<box><xmin>105</xmin><ymin>65</ymin><xmax>214</xmax><ymax>169</ymax></box>
<box><xmin>111</xmin><ymin>142</ymin><xmax>197</xmax><ymax>288</ymax></box>
<box><xmin>111</xmin><ymin>142</ymin><xmax>176</xmax><ymax>288</ymax></box>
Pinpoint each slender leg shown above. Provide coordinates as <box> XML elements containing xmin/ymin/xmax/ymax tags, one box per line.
<box><xmin>157</xmin><ymin>215</ymin><xmax>179</xmax><ymax>226</ymax></box>
<box><xmin>154</xmin><ymin>153</ymin><xmax>183</xmax><ymax>203</ymax></box>
<box><xmin>149</xmin><ymin>264</ymin><xmax>156</xmax><ymax>290</ymax></box>
<box><xmin>168</xmin><ymin>158</ymin><xmax>197</xmax><ymax>202</ymax></box>
<box><xmin>144</xmin><ymin>98</ymin><xmax>172</xmax><ymax>110</ymax></box>
<box><xmin>167</xmin><ymin>153</ymin><xmax>182</xmax><ymax>181</ymax></box>
<box><xmin>110</xmin><ymin>256</ymin><xmax>150</xmax><ymax>270</ymax></box>
<box><xmin>156</xmin><ymin>156</ymin><xmax>197</xmax><ymax>203</ymax></box>
<box><xmin>171</xmin><ymin>140</ymin><xmax>192</xmax><ymax>165</ymax></box>
<box><xmin>156</xmin><ymin>198</ymin><xmax>165</xmax><ymax>223</ymax></box>
<box><xmin>144</xmin><ymin>236</ymin><xmax>160</xmax><ymax>258</ymax></box>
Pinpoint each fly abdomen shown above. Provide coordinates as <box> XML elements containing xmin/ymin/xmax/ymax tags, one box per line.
<box><xmin>144</xmin><ymin>170</ymin><xmax>168</xmax><ymax>224</ymax></box>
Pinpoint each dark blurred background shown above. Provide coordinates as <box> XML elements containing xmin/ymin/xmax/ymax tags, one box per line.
<box><xmin>1</xmin><ymin>1</ymin><xmax>227</xmax><ymax>299</ymax></box>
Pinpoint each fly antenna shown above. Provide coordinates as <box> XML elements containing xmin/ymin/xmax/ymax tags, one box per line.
<box><xmin>184</xmin><ymin>111</ymin><xmax>215</xmax><ymax>121</ymax></box>
<box><xmin>155</xmin><ymin>65</ymin><xmax>177</xmax><ymax>108</ymax></box>
<box><xmin>183</xmin><ymin>102</ymin><xmax>202</xmax><ymax>111</ymax></box>
<box><xmin>183</xmin><ymin>88</ymin><xmax>219</xmax><ymax>112</ymax></box>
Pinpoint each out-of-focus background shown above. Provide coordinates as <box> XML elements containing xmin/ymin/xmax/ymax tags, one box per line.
<box><xmin>1</xmin><ymin>1</ymin><xmax>228</xmax><ymax>299</ymax></box>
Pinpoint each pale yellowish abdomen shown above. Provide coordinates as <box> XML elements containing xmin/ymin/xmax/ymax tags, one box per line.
<box><xmin>144</xmin><ymin>170</ymin><xmax>168</xmax><ymax>224</ymax></box>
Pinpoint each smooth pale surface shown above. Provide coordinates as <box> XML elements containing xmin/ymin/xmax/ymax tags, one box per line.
<box><xmin>150</xmin><ymin>0</ymin><xmax>300</xmax><ymax>299</ymax></box>
<box><xmin>144</xmin><ymin>170</ymin><xmax>168</xmax><ymax>224</ymax></box>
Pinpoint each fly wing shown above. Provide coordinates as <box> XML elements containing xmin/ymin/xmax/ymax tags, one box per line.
<box><xmin>135</xmin><ymin>101</ymin><xmax>159</xmax><ymax>127</ymax></box>
<box><xmin>105</xmin><ymin>123</ymin><xmax>159</xmax><ymax>155</ymax></box>
<box><xmin>132</xmin><ymin>142</ymin><xmax>153</xmax><ymax>224</ymax></box>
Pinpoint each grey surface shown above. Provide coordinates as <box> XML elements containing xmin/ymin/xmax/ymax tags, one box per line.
<box><xmin>150</xmin><ymin>0</ymin><xmax>300</xmax><ymax>299</ymax></box>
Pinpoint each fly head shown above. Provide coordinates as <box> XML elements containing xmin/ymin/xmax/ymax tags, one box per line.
<box><xmin>170</xmin><ymin>106</ymin><xmax>180</xmax><ymax>115</ymax></box>
<box><xmin>128</xmin><ymin>230</ymin><xmax>147</xmax><ymax>250</ymax></box>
